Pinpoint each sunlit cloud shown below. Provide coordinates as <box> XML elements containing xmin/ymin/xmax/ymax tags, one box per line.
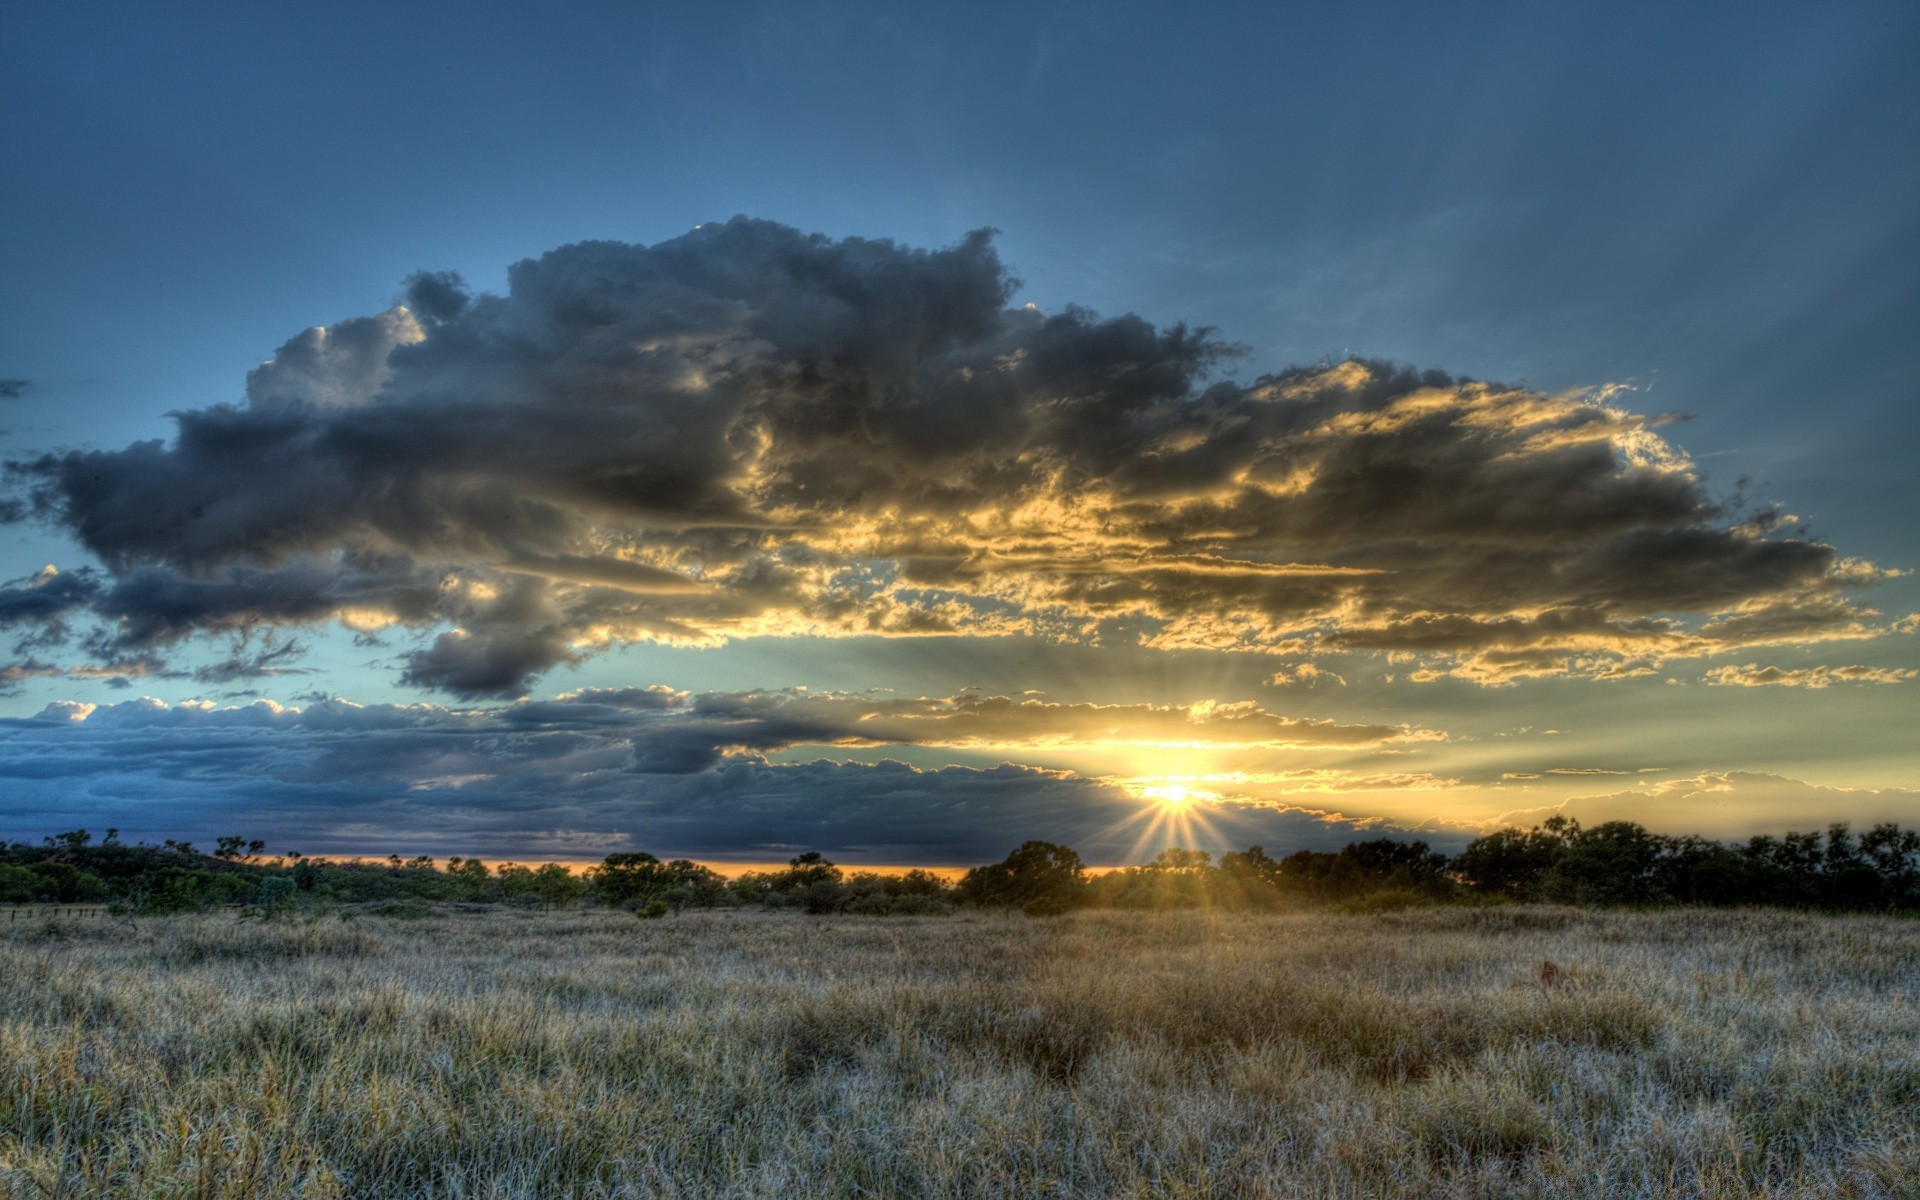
<box><xmin>1497</xmin><ymin>771</ymin><xmax>1920</xmax><ymax>840</ymax></box>
<box><xmin>0</xmin><ymin>689</ymin><xmax>1462</xmax><ymax>861</ymax></box>
<box><xmin>1704</xmin><ymin>663</ymin><xmax>1917</xmax><ymax>688</ymax></box>
<box><xmin>1269</xmin><ymin>663</ymin><xmax>1346</xmax><ymax>687</ymax></box>
<box><xmin>0</xmin><ymin>218</ymin><xmax>1904</xmax><ymax>698</ymax></box>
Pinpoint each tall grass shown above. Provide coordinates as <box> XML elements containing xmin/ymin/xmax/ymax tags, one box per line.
<box><xmin>3</xmin><ymin>906</ymin><xmax>1916</xmax><ymax>1197</ymax></box>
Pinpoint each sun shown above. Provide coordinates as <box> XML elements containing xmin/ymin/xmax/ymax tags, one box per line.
<box><xmin>1137</xmin><ymin>783</ymin><xmax>1204</xmax><ymax>810</ymax></box>
<box><xmin>1098</xmin><ymin>775</ymin><xmax>1230</xmax><ymax>863</ymax></box>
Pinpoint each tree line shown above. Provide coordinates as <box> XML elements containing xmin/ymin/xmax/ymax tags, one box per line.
<box><xmin>5</xmin><ymin>815</ymin><xmax>1919</xmax><ymax>916</ymax></box>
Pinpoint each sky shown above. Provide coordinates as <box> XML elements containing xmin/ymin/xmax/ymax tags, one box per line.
<box><xmin>1</xmin><ymin>0</ymin><xmax>1915</xmax><ymax>865</ymax></box>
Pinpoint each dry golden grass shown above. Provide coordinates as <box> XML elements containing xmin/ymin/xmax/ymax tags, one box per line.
<box><xmin>3</xmin><ymin>905</ymin><xmax>1918</xmax><ymax>1198</ymax></box>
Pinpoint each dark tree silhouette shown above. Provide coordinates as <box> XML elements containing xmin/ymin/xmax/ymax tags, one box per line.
<box><xmin>955</xmin><ymin>841</ymin><xmax>1086</xmax><ymax>912</ymax></box>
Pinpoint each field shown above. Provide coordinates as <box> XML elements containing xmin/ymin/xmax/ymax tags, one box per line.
<box><xmin>3</xmin><ymin>906</ymin><xmax>1918</xmax><ymax>1198</ymax></box>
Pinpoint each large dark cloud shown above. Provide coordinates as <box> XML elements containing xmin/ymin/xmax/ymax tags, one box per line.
<box><xmin>0</xmin><ymin>689</ymin><xmax>1442</xmax><ymax>861</ymax></box>
<box><xmin>3</xmin><ymin>218</ymin><xmax>1899</xmax><ymax>694</ymax></box>
<box><xmin>0</xmin><ymin>566</ymin><xmax>100</xmax><ymax>628</ymax></box>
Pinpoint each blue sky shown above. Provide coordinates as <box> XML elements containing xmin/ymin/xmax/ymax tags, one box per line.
<box><xmin>1</xmin><ymin>1</ymin><xmax>1915</xmax><ymax>862</ymax></box>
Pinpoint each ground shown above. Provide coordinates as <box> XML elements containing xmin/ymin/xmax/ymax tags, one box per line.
<box><xmin>3</xmin><ymin>904</ymin><xmax>1917</xmax><ymax>1198</ymax></box>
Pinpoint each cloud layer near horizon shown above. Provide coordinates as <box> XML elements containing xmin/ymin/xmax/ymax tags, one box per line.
<box><xmin>0</xmin><ymin>689</ymin><xmax>1442</xmax><ymax>861</ymax></box>
<box><xmin>1</xmin><ymin>690</ymin><xmax>1909</xmax><ymax>863</ymax></box>
<box><xmin>1</xmin><ymin>218</ymin><xmax>1904</xmax><ymax>696</ymax></box>
<box><xmin>1506</xmin><ymin>771</ymin><xmax>1920</xmax><ymax>842</ymax></box>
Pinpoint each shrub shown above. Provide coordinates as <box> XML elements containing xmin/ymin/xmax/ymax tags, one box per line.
<box><xmin>23</xmin><ymin>861</ymin><xmax>110</xmax><ymax>903</ymax></box>
<box><xmin>845</xmin><ymin>890</ymin><xmax>952</xmax><ymax>916</ymax></box>
<box><xmin>0</xmin><ymin>863</ymin><xmax>42</xmax><ymax>903</ymax></box>
<box><xmin>1022</xmin><ymin>890</ymin><xmax>1079</xmax><ymax>917</ymax></box>
<box><xmin>1335</xmin><ymin>889</ymin><xmax>1432</xmax><ymax>914</ymax></box>
<box><xmin>795</xmin><ymin>880</ymin><xmax>846</xmax><ymax>915</ymax></box>
<box><xmin>596</xmin><ymin>853</ymin><xmax>728</xmax><ymax>909</ymax></box>
<box><xmin>366</xmin><ymin>900</ymin><xmax>432</xmax><ymax>919</ymax></box>
<box><xmin>134</xmin><ymin>867</ymin><xmax>254</xmax><ymax>914</ymax></box>
<box><xmin>956</xmin><ymin>841</ymin><xmax>1085</xmax><ymax>909</ymax></box>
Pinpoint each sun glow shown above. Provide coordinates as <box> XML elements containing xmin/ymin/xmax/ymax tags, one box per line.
<box><xmin>1096</xmin><ymin>765</ymin><xmax>1235</xmax><ymax>863</ymax></box>
<box><xmin>1136</xmin><ymin>782</ymin><xmax>1205</xmax><ymax>809</ymax></box>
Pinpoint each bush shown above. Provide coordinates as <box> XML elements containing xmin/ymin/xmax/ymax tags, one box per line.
<box><xmin>0</xmin><ymin>863</ymin><xmax>42</xmax><ymax>903</ymax></box>
<box><xmin>1451</xmin><ymin>818</ymin><xmax>1920</xmax><ymax>911</ymax></box>
<box><xmin>796</xmin><ymin>880</ymin><xmax>846</xmax><ymax>915</ymax></box>
<box><xmin>845</xmin><ymin>891</ymin><xmax>952</xmax><ymax>916</ymax></box>
<box><xmin>23</xmin><ymin>861</ymin><xmax>110</xmax><ymax>903</ymax></box>
<box><xmin>1334</xmin><ymin>888</ymin><xmax>1432</xmax><ymax>914</ymax></box>
<box><xmin>366</xmin><ymin>900</ymin><xmax>432</xmax><ymax>919</ymax></box>
<box><xmin>957</xmin><ymin>841</ymin><xmax>1085</xmax><ymax>910</ymax></box>
<box><xmin>637</xmin><ymin>900</ymin><xmax>670</xmax><ymax>920</ymax></box>
<box><xmin>1022</xmin><ymin>890</ymin><xmax>1079</xmax><ymax>917</ymax></box>
<box><xmin>596</xmin><ymin>853</ymin><xmax>725</xmax><ymax>908</ymax></box>
<box><xmin>133</xmin><ymin>867</ymin><xmax>255</xmax><ymax>914</ymax></box>
<box><xmin>1273</xmin><ymin>840</ymin><xmax>1455</xmax><ymax>904</ymax></box>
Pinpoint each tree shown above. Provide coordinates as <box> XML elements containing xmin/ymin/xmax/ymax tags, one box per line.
<box><xmin>1150</xmin><ymin>848</ymin><xmax>1212</xmax><ymax>872</ymax></box>
<box><xmin>529</xmin><ymin>863</ymin><xmax>589</xmax><ymax>908</ymax></box>
<box><xmin>1087</xmin><ymin>848</ymin><xmax>1217</xmax><ymax>909</ymax></box>
<box><xmin>739</xmin><ymin>853</ymin><xmax>847</xmax><ymax>909</ymax></box>
<box><xmin>1860</xmin><ymin>823</ymin><xmax>1920</xmax><ymax>905</ymax></box>
<box><xmin>657</xmin><ymin>860</ymin><xmax>728</xmax><ymax>909</ymax></box>
<box><xmin>446</xmin><ymin>856</ymin><xmax>493</xmax><ymax>899</ymax></box>
<box><xmin>775</xmin><ymin>852</ymin><xmax>841</xmax><ymax>890</ymax></box>
<box><xmin>728</xmin><ymin>870</ymin><xmax>779</xmax><ymax>905</ymax></box>
<box><xmin>1454</xmin><ymin>826</ymin><xmax>1563</xmax><ymax>901</ymax></box>
<box><xmin>24</xmin><ymin>861</ymin><xmax>108</xmax><ymax>902</ymax></box>
<box><xmin>0</xmin><ymin>864</ymin><xmax>42</xmax><ymax>903</ymax></box>
<box><xmin>955</xmin><ymin>841</ymin><xmax>1085</xmax><ymax>910</ymax></box>
<box><xmin>1219</xmin><ymin>846</ymin><xmax>1284</xmax><ymax>888</ymax></box>
<box><xmin>1216</xmin><ymin>846</ymin><xmax>1289</xmax><ymax>908</ymax></box>
<box><xmin>1266</xmin><ymin>838</ymin><xmax>1451</xmax><ymax>903</ymax></box>
<box><xmin>1546</xmin><ymin>821</ymin><xmax>1664</xmax><ymax>905</ymax></box>
<box><xmin>841</xmin><ymin>869</ymin><xmax>954</xmax><ymax>915</ymax></box>
<box><xmin>594</xmin><ymin>853</ymin><xmax>683</xmax><ymax>907</ymax></box>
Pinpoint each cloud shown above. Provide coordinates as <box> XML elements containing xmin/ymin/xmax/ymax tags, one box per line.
<box><xmin>191</xmin><ymin>638</ymin><xmax>312</xmax><ymax>685</ymax></box>
<box><xmin>0</xmin><ymin>379</ymin><xmax>31</xmax><ymax>401</ymax></box>
<box><xmin>245</xmin><ymin>308</ymin><xmax>424</xmax><ymax>411</ymax></box>
<box><xmin>722</xmin><ymin>691</ymin><xmax>1423</xmax><ymax>748</ymax></box>
<box><xmin>3</xmin><ymin>218</ymin><xmax>1903</xmax><ymax>695</ymax></box>
<box><xmin>1270</xmin><ymin>662</ymin><xmax>1345</xmax><ymax>687</ymax></box>
<box><xmin>1703</xmin><ymin>663</ymin><xmax>1917</xmax><ymax>688</ymax></box>
<box><xmin>1498</xmin><ymin>771</ymin><xmax>1920</xmax><ymax>841</ymax></box>
<box><xmin>0</xmin><ymin>688</ymin><xmax>1442</xmax><ymax>861</ymax></box>
<box><xmin>0</xmin><ymin>660</ymin><xmax>60</xmax><ymax>697</ymax></box>
<box><xmin>0</xmin><ymin>566</ymin><xmax>100</xmax><ymax>628</ymax></box>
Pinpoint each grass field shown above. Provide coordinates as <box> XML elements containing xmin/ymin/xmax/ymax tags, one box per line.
<box><xmin>3</xmin><ymin>905</ymin><xmax>1917</xmax><ymax>1198</ymax></box>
